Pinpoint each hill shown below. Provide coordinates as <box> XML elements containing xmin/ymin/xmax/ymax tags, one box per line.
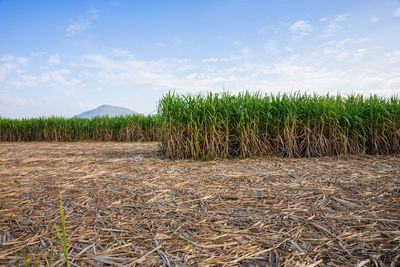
<box><xmin>75</xmin><ymin>104</ymin><xmax>136</xmax><ymax>118</ymax></box>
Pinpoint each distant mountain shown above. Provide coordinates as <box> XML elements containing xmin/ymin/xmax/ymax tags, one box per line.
<box><xmin>75</xmin><ymin>104</ymin><xmax>137</xmax><ymax>118</ymax></box>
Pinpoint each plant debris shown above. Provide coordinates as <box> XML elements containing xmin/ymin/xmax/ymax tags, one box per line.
<box><xmin>1</xmin><ymin>142</ymin><xmax>399</xmax><ymax>266</ymax></box>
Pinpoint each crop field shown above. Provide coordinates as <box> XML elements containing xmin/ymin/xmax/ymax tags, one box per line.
<box><xmin>0</xmin><ymin>114</ymin><xmax>159</xmax><ymax>142</ymax></box>
<box><xmin>2</xmin><ymin>93</ymin><xmax>400</xmax><ymax>160</ymax></box>
<box><xmin>159</xmin><ymin>92</ymin><xmax>400</xmax><ymax>159</ymax></box>
<box><xmin>1</xmin><ymin>92</ymin><xmax>400</xmax><ymax>266</ymax></box>
<box><xmin>1</xmin><ymin>142</ymin><xmax>399</xmax><ymax>266</ymax></box>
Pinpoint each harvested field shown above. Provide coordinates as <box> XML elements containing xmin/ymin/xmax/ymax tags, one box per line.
<box><xmin>0</xmin><ymin>142</ymin><xmax>399</xmax><ymax>266</ymax></box>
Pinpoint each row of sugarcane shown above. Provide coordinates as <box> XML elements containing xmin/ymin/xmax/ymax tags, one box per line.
<box><xmin>157</xmin><ymin>92</ymin><xmax>400</xmax><ymax>159</ymax></box>
<box><xmin>1</xmin><ymin>92</ymin><xmax>399</xmax><ymax>158</ymax></box>
<box><xmin>0</xmin><ymin>114</ymin><xmax>160</xmax><ymax>142</ymax></box>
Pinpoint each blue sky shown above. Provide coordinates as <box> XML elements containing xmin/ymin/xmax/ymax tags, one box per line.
<box><xmin>1</xmin><ymin>0</ymin><xmax>400</xmax><ymax>118</ymax></box>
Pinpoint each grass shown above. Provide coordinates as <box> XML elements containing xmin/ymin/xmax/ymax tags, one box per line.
<box><xmin>21</xmin><ymin>192</ymin><xmax>69</xmax><ymax>266</ymax></box>
<box><xmin>158</xmin><ymin>91</ymin><xmax>400</xmax><ymax>159</ymax></box>
<box><xmin>0</xmin><ymin>114</ymin><xmax>160</xmax><ymax>142</ymax></box>
<box><xmin>54</xmin><ymin>192</ymin><xmax>70</xmax><ymax>267</ymax></box>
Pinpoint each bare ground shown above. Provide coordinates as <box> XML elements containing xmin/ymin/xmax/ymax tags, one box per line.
<box><xmin>0</xmin><ymin>142</ymin><xmax>399</xmax><ymax>266</ymax></box>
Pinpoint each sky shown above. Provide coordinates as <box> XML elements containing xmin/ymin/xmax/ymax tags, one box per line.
<box><xmin>1</xmin><ymin>0</ymin><xmax>400</xmax><ymax>118</ymax></box>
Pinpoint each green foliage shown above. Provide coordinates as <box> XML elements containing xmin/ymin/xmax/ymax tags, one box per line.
<box><xmin>24</xmin><ymin>252</ymin><xmax>30</xmax><ymax>267</ymax></box>
<box><xmin>158</xmin><ymin>92</ymin><xmax>400</xmax><ymax>158</ymax></box>
<box><xmin>50</xmin><ymin>239</ymin><xmax>53</xmax><ymax>266</ymax></box>
<box><xmin>0</xmin><ymin>114</ymin><xmax>160</xmax><ymax>142</ymax></box>
<box><xmin>54</xmin><ymin>192</ymin><xmax>70</xmax><ymax>267</ymax></box>
<box><xmin>2</xmin><ymin>91</ymin><xmax>399</xmax><ymax>159</ymax></box>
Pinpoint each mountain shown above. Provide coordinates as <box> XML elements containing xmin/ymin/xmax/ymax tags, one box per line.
<box><xmin>75</xmin><ymin>105</ymin><xmax>137</xmax><ymax>118</ymax></box>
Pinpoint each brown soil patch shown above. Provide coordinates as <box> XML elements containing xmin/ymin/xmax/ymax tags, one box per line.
<box><xmin>0</xmin><ymin>142</ymin><xmax>399</xmax><ymax>266</ymax></box>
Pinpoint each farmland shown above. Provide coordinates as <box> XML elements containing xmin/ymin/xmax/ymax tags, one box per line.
<box><xmin>0</xmin><ymin>142</ymin><xmax>399</xmax><ymax>266</ymax></box>
<box><xmin>1</xmin><ymin>93</ymin><xmax>399</xmax><ymax>159</ymax></box>
<box><xmin>0</xmin><ymin>114</ymin><xmax>159</xmax><ymax>142</ymax></box>
<box><xmin>1</xmin><ymin>92</ymin><xmax>400</xmax><ymax>266</ymax></box>
<box><xmin>3</xmin><ymin>0</ymin><xmax>400</xmax><ymax>265</ymax></box>
<box><xmin>159</xmin><ymin>92</ymin><xmax>400</xmax><ymax>159</ymax></box>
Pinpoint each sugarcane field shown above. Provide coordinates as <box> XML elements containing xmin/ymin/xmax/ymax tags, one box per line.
<box><xmin>2</xmin><ymin>1</ymin><xmax>400</xmax><ymax>266</ymax></box>
<box><xmin>1</xmin><ymin>92</ymin><xmax>400</xmax><ymax>266</ymax></box>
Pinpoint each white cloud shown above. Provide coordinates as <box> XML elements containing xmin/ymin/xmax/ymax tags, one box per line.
<box><xmin>0</xmin><ymin>94</ymin><xmax>27</xmax><ymax>106</ymax></box>
<box><xmin>66</xmin><ymin>22</ymin><xmax>90</xmax><ymax>37</ymax></box>
<box><xmin>393</xmin><ymin>8</ymin><xmax>400</xmax><ymax>17</ymax></box>
<box><xmin>65</xmin><ymin>8</ymin><xmax>100</xmax><ymax>37</ymax></box>
<box><xmin>57</xmin><ymin>47</ymin><xmax>400</xmax><ymax>98</ymax></box>
<box><xmin>0</xmin><ymin>55</ymin><xmax>14</xmax><ymax>62</ymax></box>
<box><xmin>174</xmin><ymin>37</ymin><xmax>183</xmax><ymax>46</ymax></box>
<box><xmin>40</xmin><ymin>69</ymin><xmax>81</xmax><ymax>95</ymax></box>
<box><xmin>48</xmin><ymin>54</ymin><xmax>60</xmax><ymax>65</ymax></box>
<box><xmin>202</xmin><ymin>48</ymin><xmax>251</xmax><ymax>63</ymax></box>
<box><xmin>4</xmin><ymin>66</ymin><xmax>79</xmax><ymax>95</ymax></box>
<box><xmin>240</xmin><ymin>47</ymin><xmax>252</xmax><ymax>57</ymax></box>
<box><xmin>15</xmin><ymin>69</ymin><xmax>27</xmax><ymax>74</ymax></box>
<box><xmin>308</xmin><ymin>38</ymin><xmax>370</xmax><ymax>65</ymax></box>
<box><xmin>321</xmin><ymin>38</ymin><xmax>367</xmax><ymax>49</ymax></box>
<box><xmin>79</xmin><ymin>102</ymin><xmax>99</xmax><ymax>110</ymax></box>
<box><xmin>285</xmin><ymin>46</ymin><xmax>294</xmax><ymax>52</ymax></box>
<box><xmin>336</xmin><ymin>52</ymin><xmax>349</xmax><ymax>61</ymax></box>
<box><xmin>2</xmin><ymin>42</ymin><xmax>399</xmax><ymax>117</ymax></box>
<box><xmin>41</xmin><ymin>95</ymin><xmax>56</xmax><ymax>104</ymax></box>
<box><xmin>354</xmin><ymin>48</ymin><xmax>367</xmax><ymax>58</ymax></box>
<box><xmin>16</xmin><ymin>57</ymin><xmax>28</xmax><ymax>66</ymax></box>
<box><xmin>110</xmin><ymin>49</ymin><xmax>133</xmax><ymax>57</ymax></box>
<box><xmin>202</xmin><ymin>56</ymin><xmax>241</xmax><ymax>63</ymax></box>
<box><xmin>264</xmin><ymin>42</ymin><xmax>280</xmax><ymax>55</ymax></box>
<box><xmin>323</xmin><ymin>14</ymin><xmax>348</xmax><ymax>35</ymax></box>
<box><xmin>31</xmin><ymin>52</ymin><xmax>47</xmax><ymax>57</ymax></box>
<box><xmin>385</xmin><ymin>50</ymin><xmax>400</xmax><ymax>63</ymax></box>
<box><xmin>0</xmin><ymin>56</ymin><xmax>28</xmax><ymax>67</ymax></box>
<box><xmin>78</xmin><ymin>54</ymin><xmax>179</xmax><ymax>88</ymax></box>
<box><xmin>155</xmin><ymin>42</ymin><xmax>166</xmax><ymax>47</ymax></box>
<box><xmin>319</xmin><ymin>17</ymin><xmax>329</xmax><ymax>22</ymax></box>
<box><xmin>9</xmin><ymin>75</ymin><xmax>38</xmax><ymax>88</ymax></box>
<box><xmin>259</xmin><ymin>26</ymin><xmax>280</xmax><ymax>35</ymax></box>
<box><xmin>289</xmin><ymin>21</ymin><xmax>312</xmax><ymax>36</ymax></box>
<box><xmin>41</xmin><ymin>69</ymin><xmax>71</xmax><ymax>83</ymax></box>
<box><xmin>0</xmin><ymin>63</ymin><xmax>16</xmax><ymax>81</ymax></box>
<box><xmin>370</xmin><ymin>17</ymin><xmax>379</xmax><ymax>23</ymax></box>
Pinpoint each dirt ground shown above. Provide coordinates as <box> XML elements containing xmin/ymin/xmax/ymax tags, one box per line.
<box><xmin>0</xmin><ymin>142</ymin><xmax>399</xmax><ymax>266</ymax></box>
